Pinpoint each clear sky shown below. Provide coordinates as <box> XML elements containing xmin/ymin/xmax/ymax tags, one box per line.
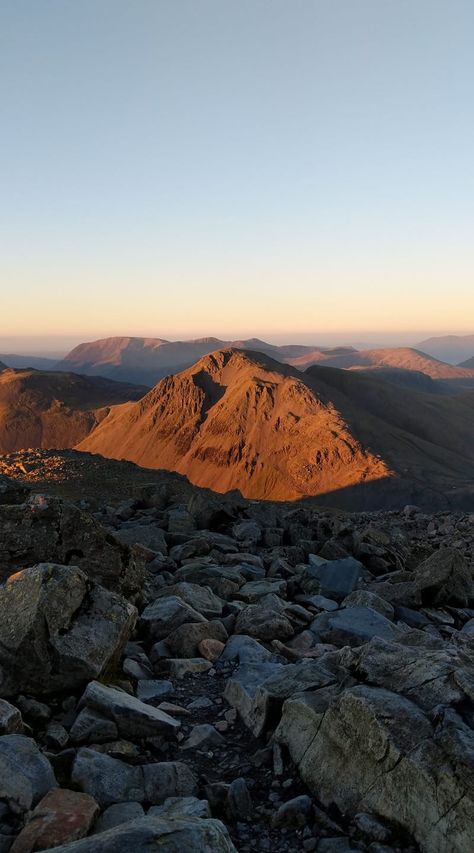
<box><xmin>1</xmin><ymin>0</ymin><xmax>473</xmax><ymax>347</ymax></box>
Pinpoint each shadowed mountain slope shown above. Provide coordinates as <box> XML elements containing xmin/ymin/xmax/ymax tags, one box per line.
<box><xmin>460</xmin><ymin>356</ymin><xmax>474</xmax><ymax>369</ymax></box>
<box><xmin>78</xmin><ymin>349</ymin><xmax>474</xmax><ymax>505</ymax></box>
<box><xmin>417</xmin><ymin>334</ymin><xmax>474</xmax><ymax>364</ymax></box>
<box><xmin>0</xmin><ymin>368</ymin><xmax>145</xmax><ymax>453</ymax></box>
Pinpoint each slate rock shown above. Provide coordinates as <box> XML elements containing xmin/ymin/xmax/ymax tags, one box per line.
<box><xmin>0</xmin><ymin>735</ymin><xmax>57</xmax><ymax>813</ymax></box>
<box><xmin>79</xmin><ymin>681</ymin><xmax>180</xmax><ymax>738</ymax></box>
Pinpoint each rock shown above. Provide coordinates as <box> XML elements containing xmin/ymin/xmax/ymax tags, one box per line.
<box><xmin>220</xmin><ymin>634</ymin><xmax>274</xmax><ymax>664</ymax></box>
<box><xmin>78</xmin><ymin>681</ymin><xmax>180</xmax><ymax>738</ymax></box>
<box><xmin>0</xmin><ymin>564</ymin><xmax>136</xmax><ymax>698</ymax></box>
<box><xmin>342</xmin><ymin>591</ymin><xmax>395</xmax><ymax>621</ymax></box>
<box><xmin>169</xmin><ymin>658</ymin><xmax>213</xmax><ymax>678</ymax></box>
<box><xmin>0</xmin><ymin>735</ymin><xmax>57</xmax><ymax>813</ymax></box>
<box><xmin>353</xmin><ymin>812</ymin><xmax>391</xmax><ymax>842</ymax></box>
<box><xmin>0</xmin><ymin>496</ymin><xmax>144</xmax><ymax>596</ymax></box>
<box><xmin>225</xmin><ymin>778</ymin><xmax>252</xmax><ymax>820</ymax></box>
<box><xmin>0</xmin><ymin>475</ymin><xmax>29</xmax><ymax>505</ymax></box>
<box><xmin>276</xmin><ymin>684</ymin><xmax>474</xmax><ymax>853</ymax></box>
<box><xmin>44</xmin><ymin>722</ymin><xmax>68</xmax><ymax>750</ymax></box>
<box><xmin>273</xmin><ymin>794</ymin><xmax>313</xmax><ymax>827</ymax></box>
<box><xmin>94</xmin><ymin>802</ymin><xmax>145</xmax><ymax>834</ymax></box>
<box><xmin>72</xmin><ymin>748</ymin><xmax>143</xmax><ymax>807</ymax></box>
<box><xmin>311</xmin><ymin>607</ymin><xmax>401</xmax><ymax>647</ymax></box>
<box><xmin>198</xmin><ymin>638</ymin><xmax>225</xmax><ymax>661</ymax></box>
<box><xmin>40</xmin><ymin>815</ymin><xmax>237</xmax><ymax>852</ymax></box>
<box><xmin>169</xmin><ymin>539</ymin><xmax>210</xmax><ymax>562</ymax></box>
<box><xmin>148</xmin><ymin>796</ymin><xmax>211</xmax><ymax>819</ymax></box>
<box><xmin>234</xmin><ymin>605</ymin><xmax>294</xmax><ymax>641</ymax></box>
<box><xmin>140</xmin><ymin>596</ymin><xmax>206</xmax><ymax>641</ymax></box>
<box><xmin>165</xmin><ymin>620</ymin><xmax>227</xmax><ymax>658</ymax></box>
<box><xmin>237</xmin><ymin>579</ymin><xmax>287</xmax><ymax>603</ymax></box>
<box><xmin>182</xmin><ymin>724</ymin><xmax>225</xmax><ymax>750</ymax></box>
<box><xmin>141</xmin><ymin>762</ymin><xmax>198</xmax><ymax>803</ymax></box>
<box><xmin>112</xmin><ymin>525</ymin><xmax>168</xmax><ymax>556</ymax></box>
<box><xmin>307</xmin><ymin>557</ymin><xmax>363</xmax><ymax>601</ymax></box>
<box><xmin>0</xmin><ymin>700</ymin><xmax>23</xmax><ymax>734</ymax></box>
<box><xmin>10</xmin><ymin>789</ymin><xmax>99</xmax><ymax>853</ymax></box>
<box><xmin>232</xmin><ymin>521</ymin><xmax>261</xmax><ymax>545</ymax></box>
<box><xmin>375</xmin><ymin>548</ymin><xmax>474</xmax><ymax>608</ymax></box>
<box><xmin>223</xmin><ymin>663</ymin><xmax>285</xmax><ymax>734</ymax></box>
<box><xmin>153</xmin><ymin>582</ymin><xmax>223</xmax><ymax>618</ymax></box>
<box><xmin>136</xmin><ymin>680</ymin><xmax>174</xmax><ymax>703</ymax></box>
<box><xmin>69</xmin><ymin>709</ymin><xmax>119</xmax><ymax>744</ymax></box>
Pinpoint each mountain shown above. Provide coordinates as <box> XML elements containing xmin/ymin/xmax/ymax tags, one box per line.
<box><xmin>297</xmin><ymin>347</ymin><xmax>474</xmax><ymax>390</ymax></box>
<box><xmin>56</xmin><ymin>335</ymin><xmax>348</xmax><ymax>385</ymax></box>
<box><xmin>417</xmin><ymin>334</ymin><xmax>474</xmax><ymax>364</ymax></box>
<box><xmin>0</xmin><ymin>361</ymin><xmax>6</xmax><ymax>371</ymax></box>
<box><xmin>77</xmin><ymin>348</ymin><xmax>474</xmax><ymax>507</ymax></box>
<box><xmin>460</xmin><ymin>356</ymin><xmax>474</xmax><ymax>369</ymax></box>
<box><xmin>0</xmin><ymin>353</ymin><xmax>59</xmax><ymax>371</ymax></box>
<box><xmin>0</xmin><ymin>368</ymin><xmax>145</xmax><ymax>453</ymax></box>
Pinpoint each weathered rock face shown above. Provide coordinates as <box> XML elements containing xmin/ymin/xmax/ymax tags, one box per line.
<box><xmin>0</xmin><ymin>474</ymin><xmax>29</xmax><ymax>505</ymax></box>
<box><xmin>276</xmin><ymin>683</ymin><xmax>474</xmax><ymax>853</ymax></box>
<box><xmin>0</xmin><ymin>734</ymin><xmax>57</xmax><ymax>813</ymax></box>
<box><xmin>0</xmin><ymin>494</ymin><xmax>144</xmax><ymax>596</ymax></box>
<box><xmin>39</xmin><ymin>815</ymin><xmax>238</xmax><ymax>852</ymax></box>
<box><xmin>0</xmin><ymin>564</ymin><xmax>136</xmax><ymax>697</ymax></box>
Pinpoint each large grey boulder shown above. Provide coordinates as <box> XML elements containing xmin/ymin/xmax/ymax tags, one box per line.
<box><xmin>375</xmin><ymin>548</ymin><xmax>473</xmax><ymax>608</ymax></box>
<box><xmin>152</xmin><ymin>582</ymin><xmax>223</xmax><ymax>618</ymax></box>
<box><xmin>306</xmin><ymin>557</ymin><xmax>363</xmax><ymax>600</ymax></box>
<box><xmin>78</xmin><ymin>681</ymin><xmax>180</xmax><ymax>738</ymax></box>
<box><xmin>0</xmin><ymin>564</ymin><xmax>136</xmax><ymax>698</ymax></box>
<box><xmin>234</xmin><ymin>604</ymin><xmax>294</xmax><ymax>641</ymax></box>
<box><xmin>140</xmin><ymin>596</ymin><xmax>206</xmax><ymax>641</ymax></box>
<box><xmin>41</xmin><ymin>815</ymin><xmax>237</xmax><ymax>852</ymax></box>
<box><xmin>0</xmin><ymin>734</ymin><xmax>57</xmax><ymax>812</ymax></box>
<box><xmin>310</xmin><ymin>606</ymin><xmax>401</xmax><ymax>647</ymax></box>
<box><xmin>72</xmin><ymin>749</ymin><xmax>197</xmax><ymax>808</ymax></box>
<box><xmin>276</xmin><ymin>684</ymin><xmax>474</xmax><ymax>853</ymax></box>
<box><xmin>164</xmin><ymin>620</ymin><xmax>227</xmax><ymax>658</ymax></box>
<box><xmin>112</xmin><ymin>524</ymin><xmax>168</xmax><ymax>556</ymax></box>
<box><xmin>0</xmin><ymin>494</ymin><xmax>144</xmax><ymax>596</ymax></box>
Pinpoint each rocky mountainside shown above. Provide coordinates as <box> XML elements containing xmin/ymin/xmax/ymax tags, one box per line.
<box><xmin>56</xmin><ymin>336</ymin><xmax>354</xmax><ymax>386</ymax></box>
<box><xmin>78</xmin><ymin>348</ymin><xmax>474</xmax><ymax>509</ymax></box>
<box><xmin>0</xmin><ymin>463</ymin><xmax>473</xmax><ymax>851</ymax></box>
<box><xmin>0</xmin><ymin>367</ymin><xmax>144</xmax><ymax>453</ymax></box>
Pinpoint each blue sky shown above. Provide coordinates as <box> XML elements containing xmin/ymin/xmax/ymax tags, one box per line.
<box><xmin>1</xmin><ymin>0</ymin><xmax>473</xmax><ymax>347</ymax></box>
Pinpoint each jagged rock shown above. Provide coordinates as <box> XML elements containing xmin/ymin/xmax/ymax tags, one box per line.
<box><xmin>0</xmin><ymin>495</ymin><xmax>144</xmax><ymax>595</ymax></box>
<box><xmin>169</xmin><ymin>658</ymin><xmax>213</xmax><ymax>678</ymax></box>
<box><xmin>10</xmin><ymin>789</ymin><xmax>99</xmax><ymax>853</ymax></box>
<box><xmin>182</xmin><ymin>724</ymin><xmax>225</xmax><ymax>750</ymax></box>
<box><xmin>341</xmin><ymin>590</ymin><xmax>395</xmax><ymax>620</ymax></box>
<box><xmin>169</xmin><ymin>539</ymin><xmax>211</xmax><ymax>562</ymax></box>
<box><xmin>94</xmin><ymin>802</ymin><xmax>145</xmax><ymax>834</ymax></box>
<box><xmin>164</xmin><ymin>620</ymin><xmax>227</xmax><ymax>658</ymax></box>
<box><xmin>112</xmin><ymin>524</ymin><xmax>168</xmax><ymax>556</ymax></box>
<box><xmin>70</xmin><ymin>708</ymin><xmax>119</xmax><ymax>744</ymax></box>
<box><xmin>375</xmin><ymin>548</ymin><xmax>473</xmax><ymax>608</ymax></box>
<box><xmin>276</xmin><ymin>684</ymin><xmax>474</xmax><ymax>853</ymax></box>
<box><xmin>44</xmin><ymin>815</ymin><xmax>237</xmax><ymax>852</ymax></box>
<box><xmin>310</xmin><ymin>607</ymin><xmax>401</xmax><ymax>647</ymax></box>
<box><xmin>234</xmin><ymin>605</ymin><xmax>294</xmax><ymax>641</ymax></box>
<box><xmin>272</xmin><ymin>794</ymin><xmax>313</xmax><ymax>827</ymax></box>
<box><xmin>148</xmin><ymin>796</ymin><xmax>211</xmax><ymax>819</ymax></box>
<box><xmin>225</xmin><ymin>778</ymin><xmax>252</xmax><ymax>820</ymax></box>
<box><xmin>237</xmin><ymin>579</ymin><xmax>287</xmax><ymax>603</ymax></box>
<box><xmin>198</xmin><ymin>638</ymin><xmax>225</xmax><ymax>661</ymax></box>
<box><xmin>0</xmin><ymin>699</ymin><xmax>23</xmax><ymax>734</ymax></box>
<box><xmin>306</xmin><ymin>557</ymin><xmax>363</xmax><ymax>600</ymax></box>
<box><xmin>174</xmin><ymin>564</ymin><xmax>244</xmax><ymax>597</ymax></box>
<box><xmin>0</xmin><ymin>475</ymin><xmax>29</xmax><ymax>505</ymax></box>
<box><xmin>0</xmin><ymin>735</ymin><xmax>57</xmax><ymax>813</ymax></box>
<box><xmin>72</xmin><ymin>749</ymin><xmax>197</xmax><ymax>807</ymax></box>
<box><xmin>140</xmin><ymin>596</ymin><xmax>206</xmax><ymax>641</ymax></box>
<box><xmin>136</xmin><ymin>680</ymin><xmax>174</xmax><ymax>702</ymax></box>
<box><xmin>78</xmin><ymin>681</ymin><xmax>180</xmax><ymax>738</ymax></box>
<box><xmin>152</xmin><ymin>582</ymin><xmax>224</xmax><ymax>618</ymax></box>
<box><xmin>220</xmin><ymin>635</ymin><xmax>274</xmax><ymax>664</ymax></box>
<box><xmin>0</xmin><ymin>565</ymin><xmax>136</xmax><ymax>698</ymax></box>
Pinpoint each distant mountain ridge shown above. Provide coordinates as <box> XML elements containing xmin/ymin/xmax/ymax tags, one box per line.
<box><xmin>417</xmin><ymin>334</ymin><xmax>474</xmax><ymax>365</ymax></box>
<box><xmin>78</xmin><ymin>347</ymin><xmax>474</xmax><ymax>506</ymax></box>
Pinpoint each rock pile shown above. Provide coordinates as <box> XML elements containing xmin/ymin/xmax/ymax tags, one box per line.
<box><xmin>0</xmin><ymin>475</ymin><xmax>473</xmax><ymax>852</ymax></box>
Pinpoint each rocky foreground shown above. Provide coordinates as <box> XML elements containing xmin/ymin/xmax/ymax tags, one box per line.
<box><xmin>0</xmin><ymin>471</ymin><xmax>473</xmax><ymax>852</ymax></box>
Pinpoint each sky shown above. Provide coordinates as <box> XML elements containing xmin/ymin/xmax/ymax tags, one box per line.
<box><xmin>1</xmin><ymin>0</ymin><xmax>473</xmax><ymax>350</ymax></box>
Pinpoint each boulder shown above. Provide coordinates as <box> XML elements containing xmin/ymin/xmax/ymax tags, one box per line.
<box><xmin>164</xmin><ymin>620</ymin><xmax>227</xmax><ymax>658</ymax></box>
<box><xmin>0</xmin><ymin>565</ymin><xmax>136</xmax><ymax>698</ymax></box>
<box><xmin>10</xmin><ymin>789</ymin><xmax>99</xmax><ymax>853</ymax></box>
<box><xmin>0</xmin><ymin>495</ymin><xmax>144</xmax><ymax>596</ymax></box>
<box><xmin>0</xmin><ymin>734</ymin><xmax>57</xmax><ymax>813</ymax></box>
<box><xmin>0</xmin><ymin>699</ymin><xmax>23</xmax><ymax>734</ymax></box>
<box><xmin>112</xmin><ymin>525</ymin><xmax>168</xmax><ymax>556</ymax></box>
<box><xmin>152</xmin><ymin>582</ymin><xmax>223</xmax><ymax>619</ymax></box>
<box><xmin>42</xmin><ymin>815</ymin><xmax>237</xmax><ymax>852</ymax></box>
<box><xmin>234</xmin><ymin>605</ymin><xmax>294</xmax><ymax>641</ymax></box>
<box><xmin>140</xmin><ymin>596</ymin><xmax>206</xmax><ymax>641</ymax></box>
<box><xmin>310</xmin><ymin>607</ymin><xmax>401</xmax><ymax>648</ymax></box>
<box><xmin>0</xmin><ymin>475</ymin><xmax>29</xmax><ymax>505</ymax></box>
<box><xmin>306</xmin><ymin>557</ymin><xmax>363</xmax><ymax>601</ymax></box>
<box><xmin>78</xmin><ymin>681</ymin><xmax>180</xmax><ymax>738</ymax></box>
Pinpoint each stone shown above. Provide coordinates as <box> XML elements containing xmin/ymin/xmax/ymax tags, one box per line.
<box><xmin>232</xmin><ymin>521</ymin><xmax>262</xmax><ymax>544</ymax></box>
<box><xmin>153</xmin><ymin>582</ymin><xmax>224</xmax><ymax>618</ymax></box>
<box><xmin>142</xmin><ymin>762</ymin><xmax>198</xmax><ymax>803</ymax></box>
<box><xmin>182</xmin><ymin>724</ymin><xmax>225</xmax><ymax>750</ymax></box>
<box><xmin>169</xmin><ymin>658</ymin><xmax>212</xmax><ymax>678</ymax></box>
<box><xmin>72</xmin><ymin>748</ymin><xmax>144</xmax><ymax>807</ymax></box>
<box><xmin>237</xmin><ymin>579</ymin><xmax>287</xmax><ymax>603</ymax></box>
<box><xmin>0</xmin><ymin>735</ymin><xmax>57</xmax><ymax>813</ymax></box>
<box><xmin>113</xmin><ymin>525</ymin><xmax>168</xmax><ymax>556</ymax></box>
<box><xmin>234</xmin><ymin>605</ymin><xmax>294</xmax><ymax>641</ymax></box>
<box><xmin>44</xmin><ymin>722</ymin><xmax>68</xmax><ymax>749</ymax></box>
<box><xmin>0</xmin><ymin>475</ymin><xmax>29</xmax><ymax>505</ymax></box>
<box><xmin>198</xmin><ymin>638</ymin><xmax>225</xmax><ymax>661</ymax></box>
<box><xmin>79</xmin><ymin>681</ymin><xmax>180</xmax><ymax>738</ymax></box>
<box><xmin>136</xmin><ymin>680</ymin><xmax>174</xmax><ymax>703</ymax></box>
<box><xmin>165</xmin><ymin>620</ymin><xmax>227</xmax><ymax>658</ymax></box>
<box><xmin>342</xmin><ymin>591</ymin><xmax>395</xmax><ymax>621</ymax></box>
<box><xmin>39</xmin><ymin>815</ymin><xmax>237</xmax><ymax>852</ymax></box>
<box><xmin>223</xmin><ymin>663</ymin><xmax>285</xmax><ymax>734</ymax></box>
<box><xmin>0</xmin><ymin>564</ymin><xmax>136</xmax><ymax>698</ymax></box>
<box><xmin>307</xmin><ymin>557</ymin><xmax>363</xmax><ymax>600</ymax></box>
<box><xmin>0</xmin><ymin>496</ymin><xmax>144</xmax><ymax>596</ymax></box>
<box><xmin>69</xmin><ymin>709</ymin><xmax>118</xmax><ymax>744</ymax></box>
<box><xmin>220</xmin><ymin>634</ymin><xmax>274</xmax><ymax>664</ymax></box>
<box><xmin>311</xmin><ymin>607</ymin><xmax>400</xmax><ymax>647</ymax></box>
<box><xmin>148</xmin><ymin>796</ymin><xmax>211</xmax><ymax>819</ymax></box>
<box><xmin>169</xmin><ymin>539</ymin><xmax>210</xmax><ymax>562</ymax></box>
<box><xmin>225</xmin><ymin>778</ymin><xmax>252</xmax><ymax>820</ymax></box>
<box><xmin>0</xmin><ymin>699</ymin><xmax>23</xmax><ymax>734</ymax></box>
<box><xmin>10</xmin><ymin>789</ymin><xmax>99</xmax><ymax>853</ymax></box>
<box><xmin>140</xmin><ymin>596</ymin><xmax>206</xmax><ymax>641</ymax></box>
<box><xmin>273</xmin><ymin>794</ymin><xmax>313</xmax><ymax>827</ymax></box>
<box><xmin>94</xmin><ymin>802</ymin><xmax>145</xmax><ymax>834</ymax></box>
